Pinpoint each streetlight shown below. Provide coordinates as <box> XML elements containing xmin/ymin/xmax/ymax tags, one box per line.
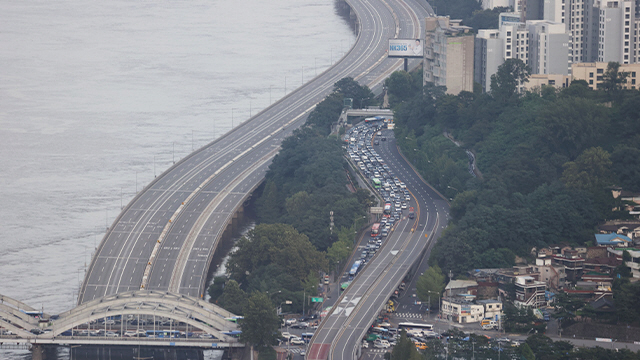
<box><xmin>447</xmin><ymin>185</ymin><xmax>458</xmax><ymax>191</ymax></box>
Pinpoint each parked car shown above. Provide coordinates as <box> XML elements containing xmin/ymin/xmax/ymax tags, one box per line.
<box><xmin>281</xmin><ymin>332</ymin><xmax>294</xmax><ymax>340</ymax></box>
<box><xmin>373</xmin><ymin>339</ymin><xmax>390</xmax><ymax>348</ymax></box>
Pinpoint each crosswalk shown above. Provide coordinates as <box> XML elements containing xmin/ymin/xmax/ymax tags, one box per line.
<box><xmin>393</xmin><ymin>312</ymin><xmax>423</xmax><ymax>319</ymax></box>
<box><xmin>287</xmin><ymin>348</ymin><xmax>304</xmax><ymax>354</ymax></box>
<box><xmin>365</xmin><ymin>349</ymin><xmax>390</xmax><ymax>353</ymax></box>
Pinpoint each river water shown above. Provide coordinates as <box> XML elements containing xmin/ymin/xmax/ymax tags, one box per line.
<box><xmin>0</xmin><ymin>0</ymin><xmax>355</xmax><ymax>358</ymax></box>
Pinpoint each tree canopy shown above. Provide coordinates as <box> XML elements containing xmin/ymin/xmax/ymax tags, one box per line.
<box><xmin>239</xmin><ymin>291</ymin><xmax>280</xmax><ymax>349</ymax></box>
<box><xmin>385</xmin><ymin>65</ymin><xmax>640</xmax><ymax>278</ymax></box>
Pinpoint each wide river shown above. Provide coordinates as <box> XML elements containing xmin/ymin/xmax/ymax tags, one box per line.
<box><xmin>0</xmin><ymin>0</ymin><xmax>355</xmax><ymax>358</ymax></box>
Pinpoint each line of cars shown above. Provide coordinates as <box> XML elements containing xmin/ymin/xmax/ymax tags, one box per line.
<box><xmin>345</xmin><ymin>121</ymin><xmax>412</xmax><ymax>268</ymax></box>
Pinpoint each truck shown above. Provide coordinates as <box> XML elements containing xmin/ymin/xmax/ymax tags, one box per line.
<box><xmin>408</xmin><ymin>207</ymin><xmax>415</xmax><ymax>219</ymax></box>
<box><xmin>383</xmin><ymin>202</ymin><xmax>392</xmax><ymax>215</ymax></box>
<box><xmin>481</xmin><ymin>319</ymin><xmax>498</xmax><ymax>330</ymax></box>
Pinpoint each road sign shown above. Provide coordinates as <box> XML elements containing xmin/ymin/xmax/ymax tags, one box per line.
<box><xmin>311</xmin><ymin>297</ymin><xmax>323</xmax><ymax>303</ymax></box>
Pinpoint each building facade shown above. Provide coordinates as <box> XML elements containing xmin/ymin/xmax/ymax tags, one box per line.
<box><xmin>424</xmin><ymin>17</ymin><xmax>475</xmax><ymax>94</ymax></box>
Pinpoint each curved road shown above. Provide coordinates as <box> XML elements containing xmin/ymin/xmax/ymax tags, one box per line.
<box><xmin>79</xmin><ymin>0</ymin><xmax>429</xmax><ymax>304</ymax></box>
<box><xmin>308</xmin><ymin>129</ymin><xmax>449</xmax><ymax>360</ymax></box>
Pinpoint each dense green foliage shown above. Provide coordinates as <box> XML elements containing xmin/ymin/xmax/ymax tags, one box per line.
<box><xmin>209</xmin><ymin>78</ymin><xmax>377</xmax><ymax>313</ymax></box>
<box><xmin>224</xmin><ymin>224</ymin><xmax>327</xmax><ymax>313</ymax></box>
<box><xmin>418</xmin><ymin>332</ymin><xmax>640</xmax><ymax>359</ymax></box>
<box><xmin>386</xmin><ymin>61</ymin><xmax>640</xmax><ymax>277</ymax></box>
<box><xmin>390</xmin><ymin>330</ymin><xmax>422</xmax><ymax>360</ymax></box>
<box><xmin>429</xmin><ymin>0</ymin><xmax>506</xmax><ymax>30</ymax></box>
<box><xmin>416</xmin><ymin>265</ymin><xmax>445</xmax><ymax>309</ymax></box>
<box><xmin>306</xmin><ymin>77</ymin><xmax>375</xmax><ymax>135</ymax></box>
<box><xmin>239</xmin><ymin>291</ymin><xmax>280</xmax><ymax>349</ymax></box>
<box><xmin>254</xmin><ymin>127</ymin><xmax>369</xmax><ymax>251</ymax></box>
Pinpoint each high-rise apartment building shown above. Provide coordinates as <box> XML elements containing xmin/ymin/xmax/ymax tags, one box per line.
<box><xmin>423</xmin><ymin>17</ymin><xmax>475</xmax><ymax>94</ymax></box>
<box><xmin>598</xmin><ymin>0</ymin><xmax>636</xmax><ymax>64</ymax></box>
<box><xmin>527</xmin><ymin>20</ymin><xmax>572</xmax><ymax>74</ymax></box>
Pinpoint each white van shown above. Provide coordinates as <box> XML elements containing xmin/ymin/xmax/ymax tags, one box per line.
<box><xmin>373</xmin><ymin>339</ymin><xmax>390</xmax><ymax>348</ymax></box>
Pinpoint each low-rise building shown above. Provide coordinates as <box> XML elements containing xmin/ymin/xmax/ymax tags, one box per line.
<box><xmin>441</xmin><ymin>297</ymin><xmax>486</xmax><ymax>323</ymax></box>
<box><xmin>444</xmin><ymin>280</ymin><xmax>478</xmax><ymax>297</ymax></box>
<box><xmin>595</xmin><ymin>233</ymin><xmax>632</xmax><ymax>247</ymax></box>
<box><xmin>514</xmin><ymin>276</ymin><xmax>547</xmax><ymax>308</ymax></box>
<box><xmin>477</xmin><ymin>299</ymin><xmax>503</xmax><ymax>320</ymax></box>
<box><xmin>572</xmin><ymin>62</ymin><xmax>640</xmax><ymax>90</ymax></box>
<box><xmin>608</xmin><ymin>247</ymin><xmax>640</xmax><ymax>278</ymax></box>
<box><xmin>534</xmin><ymin>257</ymin><xmax>566</xmax><ymax>290</ymax></box>
<box><xmin>550</xmin><ymin>253</ymin><xmax>585</xmax><ymax>282</ymax></box>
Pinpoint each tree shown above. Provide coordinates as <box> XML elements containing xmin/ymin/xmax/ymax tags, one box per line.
<box><xmin>239</xmin><ymin>291</ymin><xmax>280</xmax><ymax>349</ymax></box>
<box><xmin>601</xmin><ymin>61</ymin><xmax>629</xmax><ymax>102</ymax></box>
<box><xmin>333</xmin><ymin>77</ymin><xmax>375</xmax><ymax>108</ymax></box>
<box><xmin>218</xmin><ymin>280</ymin><xmax>247</xmax><ymax>315</ymax></box>
<box><xmin>490</xmin><ymin>59</ymin><xmax>530</xmax><ymax>103</ymax></box>
<box><xmin>390</xmin><ymin>330</ymin><xmax>422</xmax><ymax>360</ymax></box>
<box><xmin>416</xmin><ymin>265</ymin><xmax>446</xmax><ymax>309</ymax></box>
<box><xmin>226</xmin><ymin>223</ymin><xmax>327</xmax><ymax>285</ymax></box>
<box><xmin>518</xmin><ymin>343</ymin><xmax>536</xmax><ymax>360</ymax></box>
<box><xmin>207</xmin><ymin>276</ymin><xmax>227</xmax><ymax>303</ymax></box>
<box><xmin>561</xmin><ymin>147</ymin><xmax>613</xmax><ymax>191</ymax></box>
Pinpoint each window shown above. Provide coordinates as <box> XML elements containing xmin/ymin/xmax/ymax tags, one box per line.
<box><xmin>597</xmin><ymin>68</ymin><xmax>603</xmax><ymax>74</ymax></box>
<box><xmin>590</xmin><ymin>72</ymin><xmax>593</xmax><ymax>77</ymax></box>
<box><xmin>589</xmin><ymin>79</ymin><xmax>593</xmax><ymax>84</ymax></box>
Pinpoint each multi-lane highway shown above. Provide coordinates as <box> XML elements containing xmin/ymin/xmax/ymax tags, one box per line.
<box><xmin>308</xmin><ymin>127</ymin><xmax>449</xmax><ymax>360</ymax></box>
<box><xmin>79</xmin><ymin>0</ymin><xmax>430</xmax><ymax>304</ymax></box>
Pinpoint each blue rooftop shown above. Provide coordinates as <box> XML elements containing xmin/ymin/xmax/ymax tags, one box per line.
<box><xmin>595</xmin><ymin>233</ymin><xmax>632</xmax><ymax>245</ymax></box>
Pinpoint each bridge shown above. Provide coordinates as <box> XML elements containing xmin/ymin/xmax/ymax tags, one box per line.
<box><xmin>0</xmin><ymin>291</ymin><xmax>241</xmax><ymax>349</ymax></box>
<box><xmin>1</xmin><ymin>0</ymin><xmax>431</xmax><ymax>353</ymax></box>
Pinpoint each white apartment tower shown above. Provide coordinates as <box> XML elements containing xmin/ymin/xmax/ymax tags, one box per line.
<box><xmin>527</xmin><ymin>20</ymin><xmax>572</xmax><ymax>74</ymax></box>
<box><xmin>598</xmin><ymin>0</ymin><xmax>636</xmax><ymax>64</ymax></box>
<box><xmin>475</xmin><ymin>29</ymin><xmax>505</xmax><ymax>92</ymax></box>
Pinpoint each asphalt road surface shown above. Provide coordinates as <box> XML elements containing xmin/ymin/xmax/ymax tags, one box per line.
<box><xmin>308</xmin><ymin>129</ymin><xmax>449</xmax><ymax>360</ymax></box>
<box><xmin>79</xmin><ymin>0</ymin><xmax>429</xmax><ymax>305</ymax></box>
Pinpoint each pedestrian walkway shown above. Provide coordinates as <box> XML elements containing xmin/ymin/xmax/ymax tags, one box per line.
<box><xmin>394</xmin><ymin>312</ymin><xmax>423</xmax><ymax>319</ymax></box>
<box><xmin>365</xmin><ymin>349</ymin><xmax>389</xmax><ymax>353</ymax></box>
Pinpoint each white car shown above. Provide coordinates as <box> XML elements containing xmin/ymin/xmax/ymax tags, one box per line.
<box><xmin>373</xmin><ymin>339</ymin><xmax>391</xmax><ymax>348</ymax></box>
<box><xmin>285</xmin><ymin>318</ymin><xmax>297</xmax><ymax>326</ymax></box>
<box><xmin>281</xmin><ymin>332</ymin><xmax>294</xmax><ymax>340</ymax></box>
<box><xmin>401</xmin><ymin>203</ymin><xmax>407</xmax><ymax>209</ymax></box>
<box><xmin>290</xmin><ymin>337</ymin><xmax>305</xmax><ymax>345</ymax></box>
<box><xmin>362</xmin><ymin>340</ymin><xmax>369</xmax><ymax>348</ymax></box>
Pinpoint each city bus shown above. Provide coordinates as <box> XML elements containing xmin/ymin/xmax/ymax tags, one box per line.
<box><xmin>371</xmin><ymin>223</ymin><xmax>380</xmax><ymax>236</ymax></box>
<box><xmin>372</xmin><ymin>178</ymin><xmax>381</xmax><ymax>189</ymax></box>
<box><xmin>349</xmin><ymin>260</ymin><xmax>362</xmax><ymax>278</ymax></box>
<box><xmin>146</xmin><ymin>330</ymin><xmax>181</xmax><ymax>338</ymax></box>
<box><xmin>398</xmin><ymin>322</ymin><xmax>434</xmax><ymax>332</ymax></box>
